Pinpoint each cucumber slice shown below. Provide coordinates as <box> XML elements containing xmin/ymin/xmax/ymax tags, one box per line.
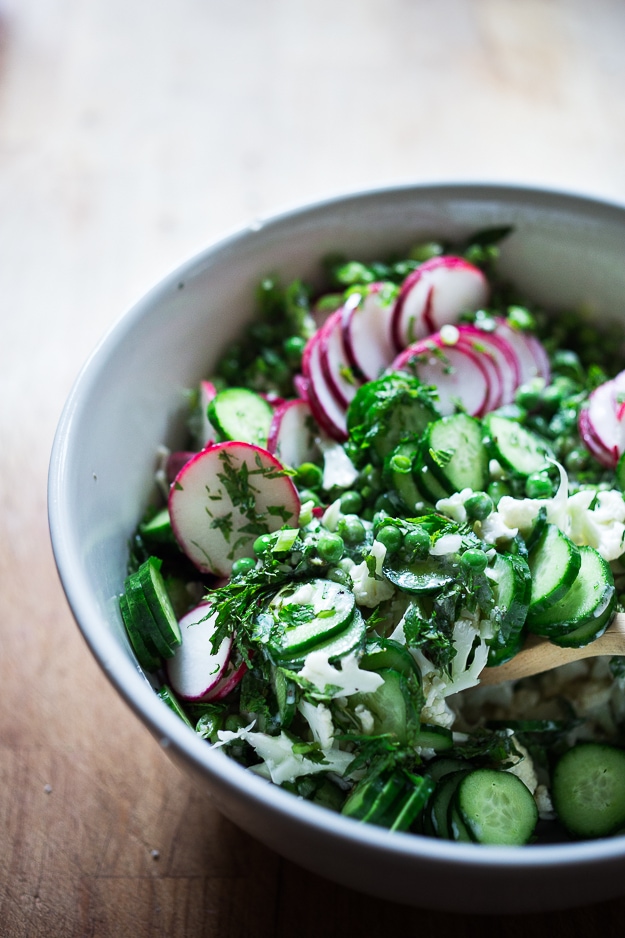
<box><xmin>207</xmin><ymin>387</ymin><xmax>274</xmax><ymax>447</ymax></box>
<box><xmin>266</xmin><ymin>579</ymin><xmax>356</xmax><ymax>662</ymax></box>
<box><xmin>455</xmin><ymin>768</ymin><xmax>538</xmax><ymax>845</ymax></box>
<box><xmin>383</xmin><ymin>555</ymin><xmax>455</xmax><ymax>594</ymax></box>
<box><xmin>527</xmin><ymin>524</ymin><xmax>581</xmax><ymax>622</ymax></box>
<box><xmin>361</xmin><ymin>637</ymin><xmax>421</xmax><ymax>678</ymax></box>
<box><xmin>552</xmin><ymin>743</ymin><xmax>625</xmax><ymax>838</ymax></box>
<box><xmin>414</xmin><ymin>451</ymin><xmax>450</xmax><ymax>504</ymax></box>
<box><xmin>424</xmin><ymin>770</ymin><xmax>469</xmax><ymax>839</ymax></box>
<box><xmin>119</xmin><ymin>594</ymin><xmax>161</xmax><ymax>671</ymax></box>
<box><xmin>529</xmin><ymin>545</ymin><xmax>616</xmax><ymax>642</ymax></box>
<box><xmin>124</xmin><ymin>573</ymin><xmax>175</xmax><ymax>659</ymax></box>
<box><xmin>384</xmin><ymin>440</ymin><xmax>422</xmax><ymax>513</ymax></box>
<box><xmin>390</xmin><ymin>774</ymin><xmax>435</xmax><ymax>832</ymax></box>
<box><xmin>139</xmin><ymin>507</ymin><xmax>175</xmax><ymax>547</ymax></box>
<box><xmin>136</xmin><ymin>557</ymin><xmax>182</xmax><ymax>650</ymax></box>
<box><xmin>486</xmin><ymin>552</ymin><xmax>532</xmax><ymax>666</ymax></box>
<box><xmin>351</xmin><ymin>667</ymin><xmax>419</xmax><ymax>744</ymax></box>
<box><xmin>417</xmin><ymin>723</ymin><xmax>454</xmax><ymax>752</ymax></box>
<box><xmin>423</xmin><ymin>414</ymin><xmax>488</xmax><ymax>495</ymax></box>
<box><xmin>483</xmin><ymin>413</ymin><xmax>553</xmax><ymax>477</ymax></box>
<box><xmin>279</xmin><ymin>608</ymin><xmax>366</xmax><ymax>669</ymax></box>
<box><xmin>157</xmin><ymin>684</ymin><xmax>193</xmax><ymax>727</ymax></box>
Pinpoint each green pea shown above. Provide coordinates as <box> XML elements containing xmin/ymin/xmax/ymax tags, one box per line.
<box><xmin>507</xmin><ymin>306</ymin><xmax>535</xmax><ymax>332</ymax></box>
<box><xmin>464</xmin><ymin>492</ymin><xmax>494</xmax><ymax>521</ymax></box>
<box><xmin>487</xmin><ymin>480</ymin><xmax>512</xmax><ymax>505</ymax></box>
<box><xmin>327</xmin><ymin>566</ymin><xmax>351</xmax><ymax>588</ymax></box>
<box><xmin>317</xmin><ymin>532</ymin><xmax>345</xmax><ymax>564</ymax></box>
<box><xmin>515</xmin><ymin>378</ymin><xmax>546</xmax><ymax>412</ymax></box>
<box><xmin>389</xmin><ymin>453</ymin><xmax>412</xmax><ymax>473</ymax></box>
<box><xmin>374</xmin><ymin>492</ymin><xmax>396</xmax><ymax>514</ymax></box>
<box><xmin>253</xmin><ymin>534</ymin><xmax>274</xmax><ymax>555</ymax></box>
<box><xmin>231</xmin><ymin>556</ymin><xmax>256</xmax><ymax>576</ymax></box>
<box><xmin>359</xmin><ymin>464</ymin><xmax>382</xmax><ymax>491</ymax></box>
<box><xmin>409</xmin><ymin>241</ymin><xmax>444</xmax><ymax>262</ymax></box>
<box><xmin>375</xmin><ymin>524</ymin><xmax>403</xmax><ymax>555</ymax></box>
<box><xmin>337</xmin><ymin>514</ymin><xmax>366</xmax><ymax>545</ymax></box>
<box><xmin>283</xmin><ymin>335</ymin><xmax>306</xmax><ymax>366</ymax></box>
<box><xmin>340</xmin><ymin>490</ymin><xmax>364</xmax><ymax>514</ymax></box>
<box><xmin>461</xmin><ymin>548</ymin><xmax>488</xmax><ymax>572</ymax></box>
<box><xmin>404</xmin><ymin>526</ymin><xmax>431</xmax><ymax>560</ymax></box>
<box><xmin>298</xmin><ymin>488</ymin><xmax>321</xmax><ymax>506</ymax></box>
<box><xmin>296</xmin><ymin>462</ymin><xmax>323</xmax><ymax>489</ymax></box>
<box><xmin>525</xmin><ymin>473</ymin><xmax>553</xmax><ymax>499</ymax></box>
<box><xmin>224</xmin><ymin>714</ymin><xmax>248</xmax><ymax>733</ymax></box>
<box><xmin>564</xmin><ymin>447</ymin><xmax>590</xmax><ymax>474</ymax></box>
<box><xmin>540</xmin><ymin>383</ymin><xmax>564</xmax><ymax>412</ymax></box>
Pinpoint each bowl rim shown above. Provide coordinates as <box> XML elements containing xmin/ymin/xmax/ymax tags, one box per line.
<box><xmin>48</xmin><ymin>180</ymin><xmax>625</xmax><ymax>873</ymax></box>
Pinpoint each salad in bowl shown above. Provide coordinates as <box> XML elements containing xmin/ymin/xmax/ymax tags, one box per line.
<box><xmin>118</xmin><ymin>225</ymin><xmax>625</xmax><ymax>848</ymax></box>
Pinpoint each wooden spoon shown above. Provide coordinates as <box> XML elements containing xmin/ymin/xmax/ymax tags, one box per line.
<box><xmin>478</xmin><ymin>613</ymin><xmax>625</xmax><ymax>686</ymax></box>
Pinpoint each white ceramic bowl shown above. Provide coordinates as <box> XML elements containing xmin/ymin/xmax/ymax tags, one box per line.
<box><xmin>49</xmin><ymin>183</ymin><xmax>625</xmax><ymax>914</ymax></box>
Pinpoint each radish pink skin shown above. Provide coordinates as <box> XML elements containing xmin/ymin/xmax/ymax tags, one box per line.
<box><xmin>168</xmin><ymin>441</ymin><xmax>301</xmax><ymax>576</ymax></box>
<box><xmin>391</xmin><ymin>256</ymin><xmax>489</xmax><ymax>351</ymax></box>
<box><xmin>301</xmin><ymin>331</ymin><xmax>348</xmax><ymax>441</ymax></box>
<box><xmin>166</xmin><ymin>602</ymin><xmax>233</xmax><ymax>701</ymax></box>
<box><xmin>266</xmin><ymin>397</ymin><xmax>319</xmax><ymax>467</ymax></box>
<box><xmin>318</xmin><ymin>309</ymin><xmax>363</xmax><ymax>409</ymax></box>
<box><xmin>393</xmin><ymin>338</ymin><xmax>490</xmax><ymax>417</ymax></box>
<box><xmin>578</xmin><ymin>407</ymin><xmax>617</xmax><ymax>468</ymax></box>
<box><xmin>453</xmin><ymin>323</ymin><xmax>520</xmax><ymax>405</ymax></box>
<box><xmin>203</xmin><ymin>659</ymin><xmax>248</xmax><ymax>701</ymax></box>
<box><xmin>341</xmin><ymin>285</ymin><xmax>395</xmax><ymax>383</ymax></box>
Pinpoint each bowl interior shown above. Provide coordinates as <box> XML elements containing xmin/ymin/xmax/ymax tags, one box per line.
<box><xmin>49</xmin><ymin>183</ymin><xmax>625</xmax><ymax>913</ymax></box>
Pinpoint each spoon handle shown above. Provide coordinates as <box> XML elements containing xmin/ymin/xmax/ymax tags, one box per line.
<box><xmin>478</xmin><ymin>613</ymin><xmax>625</xmax><ymax>687</ymax></box>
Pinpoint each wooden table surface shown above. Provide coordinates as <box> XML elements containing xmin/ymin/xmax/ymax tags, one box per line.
<box><xmin>3</xmin><ymin>1</ymin><xmax>625</xmax><ymax>934</ymax></box>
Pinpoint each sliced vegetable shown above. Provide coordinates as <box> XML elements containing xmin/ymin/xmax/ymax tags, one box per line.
<box><xmin>169</xmin><ymin>441</ymin><xmax>300</xmax><ymax>576</ymax></box>
<box><xmin>207</xmin><ymin>387</ymin><xmax>274</xmax><ymax>447</ymax></box>
<box><xmin>454</xmin><ymin>768</ymin><xmax>538</xmax><ymax>845</ymax></box>
<box><xmin>552</xmin><ymin>743</ymin><xmax>625</xmax><ymax>838</ymax></box>
<box><xmin>166</xmin><ymin>602</ymin><xmax>233</xmax><ymax>701</ymax></box>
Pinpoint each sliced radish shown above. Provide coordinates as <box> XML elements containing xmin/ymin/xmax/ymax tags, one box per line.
<box><xmin>493</xmin><ymin>320</ymin><xmax>550</xmax><ymax>386</ymax></box>
<box><xmin>199</xmin><ymin>380</ymin><xmax>218</xmax><ymax>447</ymax></box>
<box><xmin>391</xmin><ymin>256</ymin><xmax>489</xmax><ymax>350</ymax></box>
<box><xmin>341</xmin><ymin>286</ymin><xmax>395</xmax><ymax>382</ymax></box>
<box><xmin>580</xmin><ymin>376</ymin><xmax>625</xmax><ymax>468</ymax></box>
<box><xmin>454</xmin><ymin>324</ymin><xmax>519</xmax><ymax>406</ymax></box>
<box><xmin>319</xmin><ymin>309</ymin><xmax>363</xmax><ymax>409</ymax></box>
<box><xmin>166</xmin><ymin>602</ymin><xmax>232</xmax><ymax>701</ymax></box>
<box><xmin>203</xmin><ymin>657</ymin><xmax>248</xmax><ymax>701</ymax></box>
<box><xmin>578</xmin><ymin>406</ymin><xmax>616</xmax><ymax>469</ymax></box>
<box><xmin>392</xmin><ymin>338</ymin><xmax>490</xmax><ymax>416</ymax></box>
<box><xmin>266</xmin><ymin>398</ymin><xmax>320</xmax><ymax>468</ymax></box>
<box><xmin>293</xmin><ymin>373</ymin><xmax>309</xmax><ymax>400</ymax></box>
<box><xmin>302</xmin><ymin>332</ymin><xmax>348</xmax><ymax>440</ymax></box>
<box><xmin>169</xmin><ymin>441</ymin><xmax>301</xmax><ymax>575</ymax></box>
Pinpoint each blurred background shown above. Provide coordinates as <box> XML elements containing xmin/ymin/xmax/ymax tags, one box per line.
<box><xmin>2</xmin><ymin>1</ymin><xmax>625</xmax><ymax>935</ymax></box>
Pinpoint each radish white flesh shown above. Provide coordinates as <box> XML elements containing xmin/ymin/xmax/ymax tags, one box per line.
<box><xmin>169</xmin><ymin>441</ymin><xmax>301</xmax><ymax>575</ymax></box>
<box><xmin>203</xmin><ymin>658</ymin><xmax>248</xmax><ymax>701</ymax></box>
<box><xmin>166</xmin><ymin>603</ymin><xmax>232</xmax><ymax>701</ymax></box>
<box><xmin>578</xmin><ymin>406</ymin><xmax>616</xmax><ymax>469</ymax></box>
<box><xmin>319</xmin><ymin>309</ymin><xmax>363</xmax><ymax>408</ymax></box>
<box><xmin>493</xmin><ymin>320</ymin><xmax>550</xmax><ymax>386</ymax></box>
<box><xmin>454</xmin><ymin>324</ymin><xmax>519</xmax><ymax>406</ymax></box>
<box><xmin>391</xmin><ymin>256</ymin><xmax>489</xmax><ymax>351</ymax></box>
<box><xmin>392</xmin><ymin>339</ymin><xmax>489</xmax><ymax>416</ymax></box>
<box><xmin>342</xmin><ymin>286</ymin><xmax>395</xmax><ymax>382</ymax></box>
<box><xmin>581</xmin><ymin>375</ymin><xmax>625</xmax><ymax>468</ymax></box>
<box><xmin>302</xmin><ymin>332</ymin><xmax>348</xmax><ymax>440</ymax></box>
<box><xmin>266</xmin><ymin>398</ymin><xmax>320</xmax><ymax>468</ymax></box>
<box><xmin>199</xmin><ymin>380</ymin><xmax>218</xmax><ymax>447</ymax></box>
<box><xmin>453</xmin><ymin>335</ymin><xmax>503</xmax><ymax>412</ymax></box>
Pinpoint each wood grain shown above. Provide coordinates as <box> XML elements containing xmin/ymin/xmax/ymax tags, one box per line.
<box><xmin>2</xmin><ymin>0</ymin><xmax>625</xmax><ymax>934</ymax></box>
